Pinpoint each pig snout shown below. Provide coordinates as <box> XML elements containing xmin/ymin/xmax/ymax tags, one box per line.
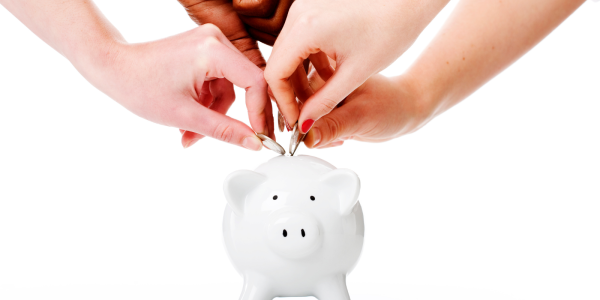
<box><xmin>266</xmin><ymin>211</ymin><xmax>322</xmax><ymax>259</ymax></box>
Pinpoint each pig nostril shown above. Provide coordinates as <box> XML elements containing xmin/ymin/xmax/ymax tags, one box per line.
<box><xmin>301</xmin><ymin>229</ymin><xmax>305</xmax><ymax>237</ymax></box>
<box><xmin>283</xmin><ymin>229</ymin><xmax>287</xmax><ymax>237</ymax></box>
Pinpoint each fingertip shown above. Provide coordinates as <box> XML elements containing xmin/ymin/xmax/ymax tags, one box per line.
<box><xmin>182</xmin><ymin>131</ymin><xmax>204</xmax><ymax>149</ymax></box>
<box><xmin>242</xmin><ymin>135</ymin><xmax>263</xmax><ymax>151</ymax></box>
<box><xmin>301</xmin><ymin>118</ymin><xmax>315</xmax><ymax>134</ymax></box>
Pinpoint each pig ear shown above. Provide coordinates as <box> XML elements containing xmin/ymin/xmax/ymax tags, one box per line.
<box><xmin>223</xmin><ymin>170</ymin><xmax>267</xmax><ymax>215</ymax></box>
<box><xmin>319</xmin><ymin>169</ymin><xmax>361</xmax><ymax>216</ymax></box>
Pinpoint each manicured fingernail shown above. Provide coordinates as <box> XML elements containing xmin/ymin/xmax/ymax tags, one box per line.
<box><xmin>242</xmin><ymin>136</ymin><xmax>263</xmax><ymax>151</ymax></box>
<box><xmin>301</xmin><ymin>119</ymin><xmax>315</xmax><ymax>133</ymax></box>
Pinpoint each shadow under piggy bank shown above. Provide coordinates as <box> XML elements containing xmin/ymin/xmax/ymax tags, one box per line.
<box><xmin>223</xmin><ymin>155</ymin><xmax>365</xmax><ymax>300</ymax></box>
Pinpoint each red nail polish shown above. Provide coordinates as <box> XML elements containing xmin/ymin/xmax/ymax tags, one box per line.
<box><xmin>301</xmin><ymin>119</ymin><xmax>315</xmax><ymax>133</ymax></box>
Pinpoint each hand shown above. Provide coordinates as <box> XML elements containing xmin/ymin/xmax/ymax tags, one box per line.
<box><xmin>264</xmin><ymin>0</ymin><xmax>449</xmax><ymax>133</ymax></box>
<box><xmin>177</xmin><ymin>0</ymin><xmax>267</xmax><ymax>68</ymax></box>
<box><xmin>303</xmin><ymin>73</ymin><xmax>434</xmax><ymax>149</ymax></box>
<box><xmin>234</xmin><ymin>0</ymin><xmax>294</xmax><ymax>46</ymax></box>
<box><xmin>84</xmin><ymin>25</ymin><xmax>273</xmax><ymax>150</ymax></box>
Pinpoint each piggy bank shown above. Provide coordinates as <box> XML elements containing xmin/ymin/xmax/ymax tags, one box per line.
<box><xmin>222</xmin><ymin>155</ymin><xmax>364</xmax><ymax>300</ymax></box>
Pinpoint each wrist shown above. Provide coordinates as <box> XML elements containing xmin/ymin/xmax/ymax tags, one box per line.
<box><xmin>69</xmin><ymin>37</ymin><xmax>129</xmax><ymax>89</ymax></box>
<box><xmin>392</xmin><ymin>73</ymin><xmax>444</xmax><ymax>125</ymax></box>
<box><xmin>64</xmin><ymin>25</ymin><xmax>127</xmax><ymax>85</ymax></box>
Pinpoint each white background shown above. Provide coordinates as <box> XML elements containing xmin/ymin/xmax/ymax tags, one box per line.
<box><xmin>1</xmin><ymin>1</ymin><xmax>599</xmax><ymax>300</ymax></box>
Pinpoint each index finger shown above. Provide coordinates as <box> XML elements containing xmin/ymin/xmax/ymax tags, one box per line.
<box><xmin>208</xmin><ymin>42</ymin><xmax>271</xmax><ymax>136</ymax></box>
<box><xmin>264</xmin><ymin>29</ymin><xmax>318</xmax><ymax>127</ymax></box>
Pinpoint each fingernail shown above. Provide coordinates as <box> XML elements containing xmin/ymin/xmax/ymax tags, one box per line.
<box><xmin>242</xmin><ymin>136</ymin><xmax>263</xmax><ymax>151</ymax></box>
<box><xmin>183</xmin><ymin>138</ymin><xmax>197</xmax><ymax>149</ymax></box>
<box><xmin>301</xmin><ymin>119</ymin><xmax>315</xmax><ymax>133</ymax></box>
<box><xmin>305</xmin><ymin>127</ymin><xmax>321</xmax><ymax>148</ymax></box>
<box><xmin>311</xmin><ymin>127</ymin><xmax>321</xmax><ymax>146</ymax></box>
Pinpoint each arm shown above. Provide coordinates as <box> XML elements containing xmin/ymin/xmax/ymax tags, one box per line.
<box><xmin>304</xmin><ymin>0</ymin><xmax>585</xmax><ymax>148</ymax></box>
<box><xmin>264</xmin><ymin>0</ymin><xmax>450</xmax><ymax>133</ymax></box>
<box><xmin>177</xmin><ymin>0</ymin><xmax>267</xmax><ymax>68</ymax></box>
<box><xmin>0</xmin><ymin>0</ymin><xmax>123</xmax><ymax>74</ymax></box>
<box><xmin>407</xmin><ymin>0</ymin><xmax>585</xmax><ymax>116</ymax></box>
<box><xmin>1</xmin><ymin>0</ymin><xmax>271</xmax><ymax>150</ymax></box>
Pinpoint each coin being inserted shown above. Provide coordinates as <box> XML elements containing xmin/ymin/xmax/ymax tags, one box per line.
<box><xmin>289</xmin><ymin>122</ymin><xmax>307</xmax><ymax>156</ymax></box>
<box><xmin>256</xmin><ymin>133</ymin><xmax>286</xmax><ymax>155</ymax></box>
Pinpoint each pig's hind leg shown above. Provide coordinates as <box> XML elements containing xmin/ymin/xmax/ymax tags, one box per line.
<box><xmin>239</xmin><ymin>273</ymin><xmax>274</xmax><ymax>300</ymax></box>
<box><xmin>313</xmin><ymin>275</ymin><xmax>351</xmax><ymax>300</ymax></box>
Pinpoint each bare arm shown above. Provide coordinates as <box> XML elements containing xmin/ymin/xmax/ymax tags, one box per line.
<box><xmin>409</xmin><ymin>0</ymin><xmax>586</xmax><ymax>116</ymax></box>
<box><xmin>304</xmin><ymin>0</ymin><xmax>586</xmax><ymax>148</ymax></box>
<box><xmin>0</xmin><ymin>0</ymin><xmax>271</xmax><ymax>150</ymax></box>
<box><xmin>0</xmin><ymin>0</ymin><xmax>123</xmax><ymax>73</ymax></box>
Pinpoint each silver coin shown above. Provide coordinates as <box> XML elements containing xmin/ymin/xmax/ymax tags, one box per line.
<box><xmin>289</xmin><ymin>122</ymin><xmax>307</xmax><ymax>156</ymax></box>
<box><xmin>256</xmin><ymin>133</ymin><xmax>286</xmax><ymax>155</ymax></box>
<box><xmin>278</xmin><ymin>111</ymin><xmax>285</xmax><ymax>132</ymax></box>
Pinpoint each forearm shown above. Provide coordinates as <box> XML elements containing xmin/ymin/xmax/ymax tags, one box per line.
<box><xmin>0</xmin><ymin>0</ymin><xmax>124</xmax><ymax>72</ymax></box>
<box><xmin>405</xmin><ymin>0</ymin><xmax>585</xmax><ymax>116</ymax></box>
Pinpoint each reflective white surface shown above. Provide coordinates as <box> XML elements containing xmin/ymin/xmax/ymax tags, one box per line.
<box><xmin>223</xmin><ymin>156</ymin><xmax>364</xmax><ymax>299</ymax></box>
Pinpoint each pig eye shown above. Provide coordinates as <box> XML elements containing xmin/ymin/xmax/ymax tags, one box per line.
<box><xmin>283</xmin><ymin>229</ymin><xmax>288</xmax><ymax>237</ymax></box>
<box><xmin>273</xmin><ymin>195</ymin><xmax>278</xmax><ymax>200</ymax></box>
<box><xmin>310</xmin><ymin>196</ymin><xmax>315</xmax><ymax>201</ymax></box>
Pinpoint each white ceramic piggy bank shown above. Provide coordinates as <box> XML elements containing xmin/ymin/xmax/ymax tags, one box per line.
<box><xmin>222</xmin><ymin>155</ymin><xmax>364</xmax><ymax>300</ymax></box>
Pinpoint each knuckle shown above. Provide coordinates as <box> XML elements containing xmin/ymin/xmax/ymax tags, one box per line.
<box><xmin>315</xmin><ymin>97</ymin><xmax>338</xmax><ymax>114</ymax></box>
<box><xmin>263</xmin><ymin>67</ymin><xmax>277</xmax><ymax>83</ymax></box>
<box><xmin>250</xmin><ymin>69</ymin><xmax>267</xmax><ymax>88</ymax></box>
<box><xmin>197</xmin><ymin>35</ymin><xmax>222</xmax><ymax>56</ymax></box>
<box><xmin>322</xmin><ymin>117</ymin><xmax>342</xmax><ymax>141</ymax></box>
<box><xmin>200</xmin><ymin>23</ymin><xmax>220</xmax><ymax>36</ymax></box>
<box><xmin>212</xmin><ymin>123</ymin><xmax>235</xmax><ymax>143</ymax></box>
<box><xmin>296</xmin><ymin>11</ymin><xmax>320</xmax><ymax>29</ymax></box>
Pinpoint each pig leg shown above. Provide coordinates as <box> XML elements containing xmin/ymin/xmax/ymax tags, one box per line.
<box><xmin>239</xmin><ymin>273</ymin><xmax>273</xmax><ymax>300</ymax></box>
<box><xmin>314</xmin><ymin>275</ymin><xmax>350</xmax><ymax>300</ymax></box>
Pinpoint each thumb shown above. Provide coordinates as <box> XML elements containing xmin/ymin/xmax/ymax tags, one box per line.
<box><xmin>303</xmin><ymin>103</ymin><xmax>361</xmax><ymax>149</ymax></box>
<box><xmin>298</xmin><ymin>62</ymin><xmax>366</xmax><ymax>133</ymax></box>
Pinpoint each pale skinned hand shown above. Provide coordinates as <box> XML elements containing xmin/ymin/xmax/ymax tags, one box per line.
<box><xmin>94</xmin><ymin>26</ymin><xmax>273</xmax><ymax>150</ymax></box>
<box><xmin>300</xmin><ymin>68</ymin><xmax>433</xmax><ymax>149</ymax></box>
<box><xmin>264</xmin><ymin>0</ymin><xmax>449</xmax><ymax>134</ymax></box>
<box><xmin>303</xmin><ymin>0</ymin><xmax>584</xmax><ymax>149</ymax></box>
<box><xmin>177</xmin><ymin>0</ymin><xmax>294</xmax><ymax>143</ymax></box>
<box><xmin>2</xmin><ymin>0</ymin><xmax>273</xmax><ymax>150</ymax></box>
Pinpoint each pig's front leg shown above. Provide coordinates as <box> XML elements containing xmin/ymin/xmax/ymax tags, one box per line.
<box><xmin>239</xmin><ymin>273</ymin><xmax>273</xmax><ymax>300</ymax></box>
<box><xmin>314</xmin><ymin>275</ymin><xmax>351</xmax><ymax>300</ymax></box>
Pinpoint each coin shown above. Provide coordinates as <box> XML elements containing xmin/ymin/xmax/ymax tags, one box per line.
<box><xmin>289</xmin><ymin>122</ymin><xmax>307</xmax><ymax>156</ymax></box>
<box><xmin>278</xmin><ymin>111</ymin><xmax>285</xmax><ymax>132</ymax></box>
<box><xmin>256</xmin><ymin>133</ymin><xmax>286</xmax><ymax>155</ymax></box>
